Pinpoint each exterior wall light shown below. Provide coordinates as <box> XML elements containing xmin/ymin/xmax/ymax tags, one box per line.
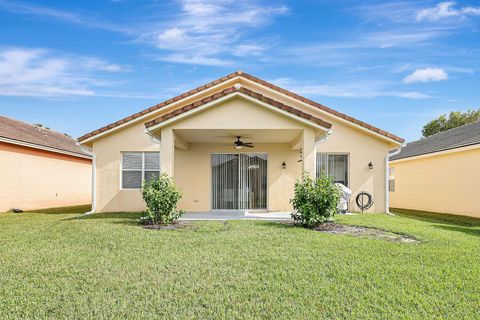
<box><xmin>368</xmin><ymin>162</ymin><xmax>374</xmax><ymax>169</ymax></box>
<box><xmin>282</xmin><ymin>161</ymin><xmax>287</xmax><ymax>169</ymax></box>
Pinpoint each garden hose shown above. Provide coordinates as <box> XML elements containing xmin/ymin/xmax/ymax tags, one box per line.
<box><xmin>355</xmin><ymin>192</ymin><xmax>374</xmax><ymax>212</ymax></box>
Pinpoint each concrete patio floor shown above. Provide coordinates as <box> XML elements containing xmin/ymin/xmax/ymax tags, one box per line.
<box><xmin>180</xmin><ymin>211</ymin><xmax>293</xmax><ymax>221</ymax></box>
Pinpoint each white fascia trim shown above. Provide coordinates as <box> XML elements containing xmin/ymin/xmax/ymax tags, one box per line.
<box><xmin>0</xmin><ymin>137</ymin><xmax>92</xmax><ymax>160</ymax></box>
<box><xmin>390</xmin><ymin>143</ymin><xmax>480</xmax><ymax>164</ymax></box>
<box><xmin>144</xmin><ymin>91</ymin><xmax>332</xmax><ymax>133</ymax></box>
<box><xmin>240</xmin><ymin>78</ymin><xmax>403</xmax><ymax>146</ymax></box>
<box><xmin>80</xmin><ymin>77</ymin><xmax>243</xmax><ymax>145</ymax></box>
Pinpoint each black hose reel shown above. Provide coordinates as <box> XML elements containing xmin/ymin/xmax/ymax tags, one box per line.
<box><xmin>355</xmin><ymin>192</ymin><xmax>374</xmax><ymax>212</ymax></box>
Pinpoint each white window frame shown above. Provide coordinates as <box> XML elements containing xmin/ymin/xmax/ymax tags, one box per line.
<box><xmin>316</xmin><ymin>152</ymin><xmax>350</xmax><ymax>187</ymax></box>
<box><xmin>120</xmin><ymin>152</ymin><xmax>160</xmax><ymax>190</ymax></box>
<box><xmin>388</xmin><ymin>167</ymin><xmax>395</xmax><ymax>192</ymax></box>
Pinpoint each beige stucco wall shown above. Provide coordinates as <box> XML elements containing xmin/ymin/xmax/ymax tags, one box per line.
<box><xmin>390</xmin><ymin>147</ymin><xmax>480</xmax><ymax>218</ymax></box>
<box><xmin>318</xmin><ymin>117</ymin><xmax>390</xmax><ymax>213</ymax></box>
<box><xmin>175</xmin><ymin>143</ymin><xmax>301</xmax><ymax>211</ymax></box>
<box><xmin>92</xmin><ymin>121</ymin><xmax>160</xmax><ymax>213</ymax></box>
<box><xmin>87</xmin><ymin>80</ymin><xmax>394</xmax><ymax>213</ymax></box>
<box><xmin>0</xmin><ymin>142</ymin><xmax>92</xmax><ymax>212</ymax></box>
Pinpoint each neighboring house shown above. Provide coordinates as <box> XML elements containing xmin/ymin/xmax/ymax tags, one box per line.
<box><xmin>78</xmin><ymin>71</ymin><xmax>404</xmax><ymax>214</ymax></box>
<box><xmin>390</xmin><ymin>121</ymin><xmax>480</xmax><ymax>218</ymax></box>
<box><xmin>0</xmin><ymin>116</ymin><xmax>92</xmax><ymax>212</ymax></box>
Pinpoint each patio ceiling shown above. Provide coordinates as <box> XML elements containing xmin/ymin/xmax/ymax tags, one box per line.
<box><xmin>173</xmin><ymin>128</ymin><xmax>303</xmax><ymax>144</ymax></box>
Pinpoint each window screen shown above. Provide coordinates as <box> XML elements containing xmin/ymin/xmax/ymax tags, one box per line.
<box><xmin>121</xmin><ymin>152</ymin><xmax>160</xmax><ymax>189</ymax></box>
<box><xmin>316</xmin><ymin>153</ymin><xmax>349</xmax><ymax>186</ymax></box>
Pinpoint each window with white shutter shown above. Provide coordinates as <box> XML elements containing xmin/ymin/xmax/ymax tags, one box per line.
<box><xmin>121</xmin><ymin>152</ymin><xmax>160</xmax><ymax>189</ymax></box>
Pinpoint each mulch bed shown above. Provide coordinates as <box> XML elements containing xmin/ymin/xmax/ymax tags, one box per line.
<box><xmin>143</xmin><ymin>221</ymin><xmax>192</xmax><ymax>230</ymax></box>
<box><xmin>314</xmin><ymin>223</ymin><xmax>421</xmax><ymax>244</ymax></box>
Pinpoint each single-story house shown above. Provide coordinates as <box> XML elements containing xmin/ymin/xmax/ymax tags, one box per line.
<box><xmin>390</xmin><ymin>121</ymin><xmax>480</xmax><ymax>218</ymax></box>
<box><xmin>78</xmin><ymin>71</ymin><xmax>404</xmax><ymax>214</ymax></box>
<box><xmin>0</xmin><ymin>116</ymin><xmax>92</xmax><ymax>212</ymax></box>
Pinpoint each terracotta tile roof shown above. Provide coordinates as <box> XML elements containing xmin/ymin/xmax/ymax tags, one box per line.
<box><xmin>0</xmin><ymin>115</ymin><xmax>91</xmax><ymax>158</ymax></box>
<box><xmin>238</xmin><ymin>72</ymin><xmax>404</xmax><ymax>143</ymax></box>
<box><xmin>79</xmin><ymin>71</ymin><xmax>404</xmax><ymax>143</ymax></box>
<box><xmin>78</xmin><ymin>72</ymin><xmax>241</xmax><ymax>142</ymax></box>
<box><xmin>144</xmin><ymin>86</ymin><xmax>333</xmax><ymax>129</ymax></box>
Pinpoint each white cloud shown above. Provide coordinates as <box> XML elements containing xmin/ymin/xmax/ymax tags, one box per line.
<box><xmin>416</xmin><ymin>2</ymin><xmax>480</xmax><ymax>21</ymax></box>
<box><xmin>80</xmin><ymin>57</ymin><xmax>131</xmax><ymax>73</ymax></box>
<box><xmin>149</xmin><ymin>0</ymin><xmax>288</xmax><ymax>65</ymax></box>
<box><xmin>156</xmin><ymin>54</ymin><xmax>233</xmax><ymax>67</ymax></box>
<box><xmin>0</xmin><ymin>0</ymin><xmax>130</xmax><ymax>33</ymax></box>
<box><xmin>403</xmin><ymin>68</ymin><xmax>448</xmax><ymax>83</ymax></box>
<box><xmin>233</xmin><ymin>44</ymin><xmax>267</xmax><ymax>57</ymax></box>
<box><xmin>0</xmin><ymin>47</ymin><xmax>132</xmax><ymax>97</ymax></box>
<box><xmin>270</xmin><ymin>77</ymin><xmax>431</xmax><ymax>99</ymax></box>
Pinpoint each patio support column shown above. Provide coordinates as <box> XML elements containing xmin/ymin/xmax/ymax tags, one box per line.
<box><xmin>160</xmin><ymin>127</ymin><xmax>174</xmax><ymax>176</ymax></box>
<box><xmin>302</xmin><ymin>128</ymin><xmax>316</xmax><ymax>178</ymax></box>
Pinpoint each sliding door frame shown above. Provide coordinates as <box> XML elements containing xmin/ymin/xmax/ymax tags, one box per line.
<box><xmin>210</xmin><ymin>152</ymin><xmax>269</xmax><ymax>212</ymax></box>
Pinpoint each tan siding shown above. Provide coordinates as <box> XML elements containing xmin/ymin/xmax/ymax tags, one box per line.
<box><xmin>0</xmin><ymin>142</ymin><xmax>91</xmax><ymax>212</ymax></box>
<box><xmin>390</xmin><ymin>147</ymin><xmax>480</xmax><ymax>218</ymax></box>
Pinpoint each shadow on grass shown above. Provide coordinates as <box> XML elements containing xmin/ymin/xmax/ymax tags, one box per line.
<box><xmin>433</xmin><ymin>225</ymin><xmax>480</xmax><ymax>237</ymax></box>
<box><xmin>252</xmin><ymin>220</ymin><xmax>300</xmax><ymax>229</ymax></box>
<box><xmin>391</xmin><ymin>208</ymin><xmax>480</xmax><ymax>227</ymax></box>
<box><xmin>63</xmin><ymin>212</ymin><xmax>143</xmax><ymax>226</ymax></box>
<box><xmin>26</xmin><ymin>205</ymin><xmax>92</xmax><ymax>215</ymax></box>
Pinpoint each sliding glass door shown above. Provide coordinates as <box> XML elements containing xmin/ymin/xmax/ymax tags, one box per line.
<box><xmin>212</xmin><ymin>153</ymin><xmax>267</xmax><ymax>210</ymax></box>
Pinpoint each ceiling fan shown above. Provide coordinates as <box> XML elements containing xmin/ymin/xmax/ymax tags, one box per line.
<box><xmin>222</xmin><ymin>136</ymin><xmax>254</xmax><ymax>149</ymax></box>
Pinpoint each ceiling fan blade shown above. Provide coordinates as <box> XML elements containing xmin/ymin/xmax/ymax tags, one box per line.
<box><xmin>242</xmin><ymin>144</ymin><xmax>254</xmax><ymax>148</ymax></box>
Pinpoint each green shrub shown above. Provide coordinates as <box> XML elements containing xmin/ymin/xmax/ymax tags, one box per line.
<box><xmin>140</xmin><ymin>173</ymin><xmax>183</xmax><ymax>225</ymax></box>
<box><xmin>290</xmin><ymin>171</ymin><xmax>340</xmax><ymax>227</ymax></box>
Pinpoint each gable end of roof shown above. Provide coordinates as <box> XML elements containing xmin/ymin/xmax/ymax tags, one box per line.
<box><xmin>144</xmin><ymin>86</ymin><xmax>333</xmax><ymax>130</ymax></box>
<box><xmin>78</xmin><ymin>71</ymin><xmax>404</xmax><ymax>144</ymax></box>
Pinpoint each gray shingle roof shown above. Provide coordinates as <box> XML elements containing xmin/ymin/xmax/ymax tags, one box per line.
<box><xmin>391</xmin><ymin>121</ymin><xmax>480</xmax><ymax>161</ymax></box>
<box><xmin>0</xmin><ymin>115</ymin><xmax>91</xmax><ymax>158</ymax></box>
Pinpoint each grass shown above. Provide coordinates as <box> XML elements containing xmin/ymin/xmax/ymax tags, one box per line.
<box><xmin>0</xmin><ymin>208</ymin><xmax>479</xmax><ymax>319</ymax></box>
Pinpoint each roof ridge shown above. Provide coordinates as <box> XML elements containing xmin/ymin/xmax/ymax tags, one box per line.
<box><xmin>391</xmin><ymin>120</ymin><xmax>480</xmax><ymax>161</ymax></box>
<box><xmin>0</xmin><ymin>115</ymin><xmax>90</xmax><ymax>158</ymax></box>
<box><xmin>144</xmin><ymin>85</ymin><xmax>333</xmax><ymax>130</ymax></box>
<box><xmin>420</xmin><ymin>119</ymin><xmax>480</xmax><ymax>140</ymax></box>
<box><xmin>0</xmin><ymin>115</ymin><xmax>75</xmax><ymax>141</ymax></box>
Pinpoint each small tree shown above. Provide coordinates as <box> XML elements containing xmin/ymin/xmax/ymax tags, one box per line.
<box><xmin>290</xmin><ymin>171</ymin><xmax>340</xmax><ymax>227</ymax></box>
<box><xmin>422</xmin><ymin>109</ymin><xmax>480</xmax><ymax>137</ymax></box>
<box><xmin>141</xmin><ymin>173</ymin><xmax>183</xmax><ymax>225</ymax></box>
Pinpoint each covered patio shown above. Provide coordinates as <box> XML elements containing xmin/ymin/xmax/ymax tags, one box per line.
<box><xmin>180</xmin><ymin>210</ymin><xmax>293</xmax><ymax>221</ymax></box>
<box><xmin>144</xmin><ymin>88</ymin><xmax>332</xmax><ymax>213</ymax></box>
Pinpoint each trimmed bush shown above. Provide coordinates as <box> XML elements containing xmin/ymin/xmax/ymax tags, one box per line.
<box><xmin>290</xmin><ymin>171</ymin><xmax>340</xmax><ymax>227</ymax></box>
<box><xmin>140</xmin><ymin>173</ymin><xmax>183</xmax><ymax>225</ymax></box>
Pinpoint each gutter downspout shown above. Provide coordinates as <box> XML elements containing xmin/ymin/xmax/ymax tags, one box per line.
<box><xmin>144</xmin><ymin>127</ymin><xmax>162</xmax><ymax>142</ymax></box>
<box><xmin>385</xmin><ymin>145</ymin><xmax>404</xmax><ymax>215</ymax></box>
<box><xmin>81</xmin><ymin>147</ymin><xmax>96</xmax><ymax>215</ymax></box>
<box><xmin>315</xmin><ymin>129</ymin><xmax>333</xmax><ymax>144</ymax></box>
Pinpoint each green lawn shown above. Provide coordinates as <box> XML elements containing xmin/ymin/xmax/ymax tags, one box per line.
<box><xmin>1</xmin><ymin>207</ymin><xmax>479</xmax><ymax>319</ymax></box>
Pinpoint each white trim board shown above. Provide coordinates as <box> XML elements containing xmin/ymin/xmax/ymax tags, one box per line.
<box><xmin>390</xmin><ymin>143</ymin><xmax>480</xmax><ymax>164</ymax></box>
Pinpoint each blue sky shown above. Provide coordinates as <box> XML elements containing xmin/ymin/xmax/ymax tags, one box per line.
<box><xmin>0</xmin><ymin>0</ymin><xmax>479</xmax><ymax>142</ymax></box>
